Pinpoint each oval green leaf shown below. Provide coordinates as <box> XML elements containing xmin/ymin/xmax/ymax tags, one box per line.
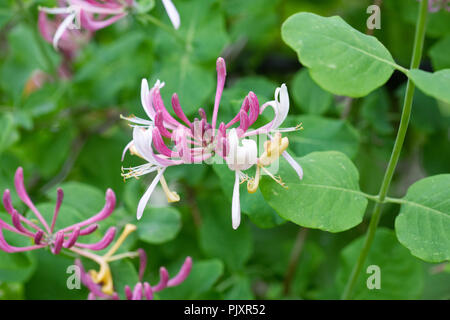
<box><xmin>291</xmin><ymin>68</ymin><xmax>333</xmax><ymax>115</ymax></box>
<box><xmin>282</xmin><ymin>12</ymin><xmax>396</xmax><ymax>97</ymax></box>
<box><xmin>336</xmin><ymin>228</ymin><xmax>424</xmax><ymax>299</ymax></box>
<box><xmin>409</xmin><ymin>69</ymin><xmax>450</xmax><ymax>104</ymax></box>
<box><xmin>395</xmin><ymin>174</ymin><xmax>450</xmax><ymax>263</ymax></box>
<box><xmin>260</xmin><ymin>151</ymin><xmax>368</xmax><ymax>232</ymax></box>
<box><xmin>137</xmin><ymin>207</ymin><xmax>182</xmax><ymax>244</ymax></box>
<box><xmin>284</xmin><ymin>115</ymin><xmax>360</xmax><ymax>158</ymax></box>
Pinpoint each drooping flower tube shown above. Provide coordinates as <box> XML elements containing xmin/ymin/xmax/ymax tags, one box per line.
<box><xmin>77</xmin><ymin>247</ymin><xmax>192</xmax><ymax>300</ymax></box>
<box><xmin>122</xmin><ymin>57</ymin><xmax>303</xmax><ymax>229</ymax></box>
<box><xmin>38</xmin><ymin>0</ymin><xmax>181</xmax><ymax>51</ymax></box>
<box><xmin>0</xmin><ymin>167</ymin><xmax>117</xmax><ymax>254</ymax></box>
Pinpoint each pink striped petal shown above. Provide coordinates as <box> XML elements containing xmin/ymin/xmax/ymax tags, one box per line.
<box><xmin>63</xmin><ymin>226</ymin><xmax>80</xmax><ymax>248</ymax></box>
<box><xmin>74</xmin><ymin>227</ymin><xmax>116</xmax><ymax>250</ymax></box>
<box><xmin>153</xmin><ymin>267</ymin><xmax>169</xmax><ymax>292</ymax></box>
<box><xmin>212</xmin><ymin>57</ymin><xmax>227</xmax><ymax>131</ymax></box>
<box><xmin>168</xmin><ymin>257</ymin><xmax>192</xmax><ymax>287</ymax></box>
<box><xmin>143</xmin><ymin>282</ymin><xmax>154</xmax><ymax>300</ymax></box>
<box><xmin>171</xmin><ymin>93</ymin><xmax>192</xmax><ymax>127</ymax></box>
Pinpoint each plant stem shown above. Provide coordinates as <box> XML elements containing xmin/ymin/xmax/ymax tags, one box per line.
<box><xmin>341</xmin><ymin>0</ymin><xmax>428</xmax><ymax>300</ymax></box>
<box><xmin>283</xmin><ymin>228</ymin><xmax>308</xmax><ymax>296</ymax></box>
<box><xmin>138</xmin><ymin>13</ymin><xmax>185</xmax><ymax>44</ymax></box>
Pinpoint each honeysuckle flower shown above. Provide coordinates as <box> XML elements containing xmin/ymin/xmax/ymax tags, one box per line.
<box><xmin>122</xmin><ymin>57</ymin><xmax>303</xmax><ymax>229</ymax></box>
<box><xmin>71</xmin><ymin>223</ymin><xmax>138</xmax><ymax>295</ymax></box>
<box><xmin>39</xmin><ymin>0</ymin><xmax>181</xmax><ymax>50</ymax></box>
<box><xmin>77</xmin><ymin>247</ymin><xmax>192</xmax><ymax>299</ymax></box>
<box><xmin>0</xmin><ymin>167</ymin><xmax>117</xmax><ymax>254</ymax></box>
<box><xmin>39</xmin><ymin>0</ymin><xmax>134</xmax><ymax>50</ymax></box>
<box><xmin>38</xmin><ymin>2</ymin><xmax>93</xmax><ymax>54</ymax></box>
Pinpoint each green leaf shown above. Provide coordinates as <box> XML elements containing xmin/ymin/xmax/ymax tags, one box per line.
<box><xmin>0</xmin><ymin>282</ymin><xmax>24</xmax><ymax>300</ymax></box>
<box><xmin>336</xmin><ymin>228</ymin><xmax>424</xmax><ymax>299</ymax></box>
<box><xmin>422</xmin><ymin>132</ymin><xmax>450</xmax><ymax>175</ymax></box>
<box><xmin>429</xmin><ymin>35</ymin><xmax>450</xmax><ymax>70</ymax></box>
<box><xmin>75</xmin><ymin>32</ymin><xmax>145</xmax><ymax>83</ymax></box>
<box><xmin>137</xmin><ymin>207</ymin><xmax>182</xmax><ymax>244</ymax></box>
<box><xmin>0</xmin><ymin>251</ymin><xmax>35</xmax><ymax>283</ymax></box>
<box><xmin>260</xmin><ymin>151</ymin><xmax>367</xmax><ymax>232</ymax></box>
<box><xmin>224</xmin><ymin>0</ymin><xmax>279</xmax><ymax>49</ymax></box>
<box><xmin>224</xmin><ymin>274</ymin><xmax>255</xmax><ymax>299</ymax></box>
<box><xmin>25</xmin><ymin>250</ymin><xmax>88</xmax><ymax>299</ymax></box>
<box><xmin>396</xmin><ymin>83</ymin><xmax>446</xmax><ymax>134</ymax></box>
<box><xmin>0</xmin><ymin>112</ymin><xmax>19</xmax><ymax>154</ymax></box>
<box><xmin>150</xmin><ymin>59</ymin><xmax>214</xmax><ymax>115</ymax></box>
<box><xmin>153</xmin><ymin>0</ymin><xmax>229</xmax><ymax>63</ymax></box>
<box><xmin>361</xmin><ymin>88</ymin><xmax>393</xmax><ymax>135</ymax></box>
<box><xmin>409</xmin><ymin>69</ymin><xmax>450</xmax><ymax>104</ymax></box>
<box><xmin>395</xmin><ymin>174</ymin><xmax>450</xmax><ymax>263</ymax></box>
<box><xmin>284</xmin><ymin>115</ymin><xmax>360</xmax><ymax>158</ymax></box>
<box><xmin>282</xmin><ymin>12</ymin><xmax>396</xmax><ymax>97</ymax></box>
<box><xmin>158</xmin><ymin>259</ymin><xmax>224</xmax><ymax>299</ymax></box>
<box><xmin>291</xmin><ymin>68</ymin><xmax>333</xmax><ymax>115</ymax></box>
<box><xmin>48</xmin><ymin>181</ymin><xmax>106</xmax><ymax>215</ymax></box>
<box><xmin>110</xmin><ymin>259</ymin><xmax>139</xmax><ymax>300</ymax></box>
<box><xmin>198</xmin><ymin>194</ymin><xmax>253</xmax><ymax>270</ymax></box>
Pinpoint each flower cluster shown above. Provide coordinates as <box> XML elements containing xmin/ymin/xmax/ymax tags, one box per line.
<box><xmin>77</xmin><ymin>248</ymin><xmax>192</xmax><ymax>300</ymax></box>
<box><xmin>0</xmin><ymin>168</ymin><xmax>192</xmax><ymax>299</ymax></box>
<box><xmin>38</xmin><ymin>0</ymin><xmax>180</xmax><ymax>51</ymax></box>
<box><xmin>122</xmin><ymin>57</ymin><xmax>303</xmax><ymax>229</ymax></box>
<box><xmin>0</xmin><ymin>167</ymin><xmax>116</xmax><ymax>254</ymax></box>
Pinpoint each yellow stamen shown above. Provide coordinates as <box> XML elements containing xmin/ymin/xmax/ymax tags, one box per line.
<box><xmin>247</xmin><ymin>165</ymin><xmax>260</xmax><ymax>194</ymax></box>
<box><xmin>129</xmin><ymin>145</ymin><xmax>141</xmax><ymax>158</ymax></box>
<box><xmin>89</xmin><ymin>224</ymin><xmax>137</xmax><ymax>295</ymax></box>
<box><xmin>245</xmin><ymin>134</ymin><xmax>291</xmax><ymax>194</ymax></box>
<box><xmin>104</xmin><ymin>224</ymin><xmax>137</xmax><ymax>259</ymax></box>
<box><xmin>258</xmin><ymin>133</ymin><xmax>289</xmax><ymax>167</ymax></box>
<box><xmin>261</xmin><ymin>166</ymin><xmax>288</xmax><ymax>189</ymax></box>
<box><xmin>160</xmin><ymin>174</ymin><xmax>180</xmax><ymax>203</ymax></box>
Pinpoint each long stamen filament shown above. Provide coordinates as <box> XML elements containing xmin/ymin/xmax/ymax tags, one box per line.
<box><xmin>247</xmin><ymin>165</ymin><xmax>261</xmax><ymax>194</ymax></box>
<box><xmin>261</xmin><ymin>166</ymin><xmax>288</xmax><ymax>189</ymax></box>
<box><xmin>104</xmin><ymin>224</ymin><xmax>137</xmax><ymax>259</ymax></box>
<box><xmin>159</xmin><ymin>174</ymin><xmax>180</xmax><ymax>203</ymax></box>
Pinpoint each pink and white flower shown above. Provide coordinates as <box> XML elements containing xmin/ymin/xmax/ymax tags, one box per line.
<box><xmin>77</xmin><ymin>248</ymin><xmax>192</xmax><ymax>300</ymax></box>
<box><xmin>122</xmin><ymin>57</ymin><xmax>303</xmax><ymax>229</ymax></box>
<box><xmin>0</xmin><ymin>167</ymin><xmax>117</xmax><ymax>254</ymax></box>
<box><xmin>38</xmin><ymin>0</ymin><xmax>181</xmax><ymax>51</ymax></box>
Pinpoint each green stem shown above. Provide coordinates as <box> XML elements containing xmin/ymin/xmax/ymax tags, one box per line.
<box><xmin>17</xmin><ymin>0</ymin><xmax>56</xmax><ymax>75</ymax></box>
<box><xmin>341</xmin><ymin>0</ymin><xmax>428</xmax><ymax>300</ymax></box>
<box><xmin>138</xmin><ymin>13</ymin><xmax>185</xmax><ymax>44</ymax></box>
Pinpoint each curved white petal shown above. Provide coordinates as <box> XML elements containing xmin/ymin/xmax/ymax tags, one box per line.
<box><xmin>137</xmin><ymin>168</ymin><xmax>165</xmax><ymax>219</ymax></box>
<box><xmin>121</xmin><ymin>140</ymin><xmax>133</xmax><ymax>162</ymax></box>
<box><xmin>226</xmin><ymin>129</ymin><xmax>257</xmax><ymax>171</ymax></box>
<box><xmin>141</xmin><ymin>79</ymin><xmax>156</xmax><ymax>121</ymax></box>
<box><xmin>132</xmin><ymin>126</ymin><xmax>158</xmax><ymax>165</ymax></box>
<box><xmin>231</xmin><ymin>171</ymin><xmax>241</xmax><ymax>230</ymax></box>
<box><xmin>256</xmin><ymin>83</ymin><xmax>290</xmax><ymax>132</ymax></box>
<box><xmin>282</xmin><ymin>150</ymin><xmax>303</xmax><ymax>180</ymax></box>
<box><xmin>52</xmin><ymin>12</ymin><xmax>76</xmax><ymax>50</ymax></box>
<box><xmin>270</xmin><ymin>84</ymin><xmax>289</xmax><ymax>130</ymax></box>
<box><xmin>162</xmin><ymin>0</ymin><xmax>180</xmax><ymax>29</ymax></box>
